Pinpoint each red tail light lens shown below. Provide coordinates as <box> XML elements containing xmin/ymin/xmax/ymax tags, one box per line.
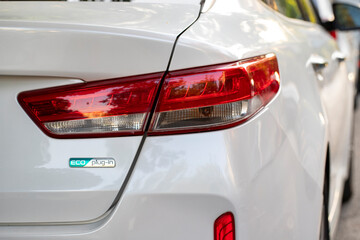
<box><xmin>214</xmin><ymin>212</ymin><xmax>235</xmax><ymax>240</ymax></box>
<box><xmin>18</xmin><ymin>73</ymin><xmax>162</xmax><ymax>138</ymax></box>
<box><xmin>18</xmin><ymin>54</ymin><xmax>279</xmax><ymax>138</ymax></box>
<box><xmin>149</xmin><ymin>53</ymin><xmax>280</xmax><ymax>134</ymax></box>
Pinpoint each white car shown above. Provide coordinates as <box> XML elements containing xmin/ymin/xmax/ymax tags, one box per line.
<box><xmin>333</xmin><ymin>0</ymin><xmax>360</xmax><ymax>91</ymax></box>
<box><xmin>313</xmin><ymin>0</ymin><xmax>360</xmax><ymax>98</ymax></box>
<box><xmin>0</xmin><ymin>0</ymin><xmax>358</xmax><ymax>239</ymax></box>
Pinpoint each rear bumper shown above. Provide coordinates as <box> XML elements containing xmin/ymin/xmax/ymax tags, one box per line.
<box><xmin>0</xmin><ymin>102</ymin><xmax>323</xmax><ymax>240</ymax></box>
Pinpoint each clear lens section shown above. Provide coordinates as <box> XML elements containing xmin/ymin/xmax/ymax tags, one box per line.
<box><xmin>154</xmin><ymin>100</ymin><xmax>248</xmax><ymax>130</ymax></box>
<box><xmin>153</xmin><ymin>97</ymin><xmax>263</xmax><ymax>131</ymax></box>
<box><xmin>44</xmin><ymin>113</ymin><xmax>146</xmax><ymax>135</ymax></box>
<box><xmin>18</xmin><ymin>73</ymin><xmax>162</xmax><ymax>138</ymax></box>
<box><xmin>150</xmin><ymin>54</ymin><xmax>280</xmax><ymax>134</ymax></box>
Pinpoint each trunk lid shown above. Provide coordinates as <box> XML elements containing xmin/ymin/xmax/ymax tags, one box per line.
<box><xmin>0</xmin><ymin>1</ymin><xmax>200</xmax><ymax>224</ymax></box>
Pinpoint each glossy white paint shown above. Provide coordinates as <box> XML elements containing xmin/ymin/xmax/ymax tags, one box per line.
<box><xmin>317</xmin><ymin>0</ymin><xmax>360</xmax><ymax>93</ymax></box>
<box><xmin>0</xmin><ymin>76</ymin><xmax>144</xmax><ymax>223</ymax></box>
<box><xmin>0</xmin><ymin>106</ymin><xmax>323</xmax><ymax>239</ymax></box>
<box><xmin>319</xmin><ymin>56</ymin><xmax>354</xmax><ymax>237</ymax></box>
<box><xmin>0</xmin><ymin>0</ymin><xmax>355</xmax><ymax>239</ymax></box>
<box><xmin>0</xmin><ymin>2</ymin><xmax>199</xmax><ymax>81</ymax></box>
<box><xmin>313</xmin><ymin>0</ymin><xmax>358</xmax><ymax>235</ymax></box>
<box><xmin>337</xmin><ymin>30</ymin><xmax>360</xmax><ymax>84</ymax></box>
<box><xmin>0</xmin><ymin>2</ymin><xmax>200</xmax><ymax>223</ymax></box>
<box><xmin>169</xmin><ymin>1</ymin><xmax>331</xmax><ymax>238</ymax></box>
<box><xmin>162</xmin><ymin>0</ymin><xmax>352</xmax><ymax>237</ymax></box>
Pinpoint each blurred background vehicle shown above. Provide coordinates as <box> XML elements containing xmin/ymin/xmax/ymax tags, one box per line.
<box><xmin>334</xmin><ymin>0</ymin><xmax>360</xmax><ymax>92</ymax></box>
<box><xmin>313</xmin><ymin>0</ymin><xmax>360</xmax><ymax>95</ymax></box>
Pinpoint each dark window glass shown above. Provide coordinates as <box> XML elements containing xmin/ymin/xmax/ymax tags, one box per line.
<box><xmin>334</xmin><ymin>3</ymin><xmax>360</xmax><ymax>30</ymax></box>
<box><xmin>298</xmin><ymin>0</ymin><xmax>318</xmax><ymax>23</ymax></box>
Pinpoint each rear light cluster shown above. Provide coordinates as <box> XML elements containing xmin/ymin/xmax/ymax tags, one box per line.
<box><xmin>18</xmin><ymin>54</ymin><xmax>280</xmax><ymax>138</ymax></box>
<box><xmin>18</xmin><ymin>74</ymin><xmax>161</xmax><ymax>138</ymax></box>
<box><xmin>151</xmin><ymin>53</ymin><xmax>279</xmax><ymax>134</ymax></box>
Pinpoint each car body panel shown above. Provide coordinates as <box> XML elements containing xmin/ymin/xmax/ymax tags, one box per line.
<box><xmin>311</xmin><ymin>0</ymin><xmax>358</xmax><ymax>235</ymax></box>
<box><xmin>0</xmin><ymin>2</ymin><xmax>201</xmax><ymax>223</ymax></box>
<box><xmin>171</xmin><ymin>0</ymin><xmax>330</xmax><ymax>187</ymax></box>
<box><xmin>0</xmin><ymin>106</ymin><xmax>322</xmax><ymax>240</ymax></box>
<box><xmin>0</xmin><ymin>2</ymin><xmax>200</xmax><ymax>81</ymax></box>
<box><xmin>314</xmin><ymin>0</ymin><xmax>359</xmax><ymax>90</ymax></box>
<box><xmin>153</xmin><ymin>0</ymin><xmax>352</xmax><ymax>237</ymax></box>
<box><xmin>332</xmin><ymin>0</ymin><xmax>360</xmax><ymax>89</ymax></box>
<box><xmin>0</xmin><ymin>76</ymin><xmax>144</xmax><ymax>223</ymax></box>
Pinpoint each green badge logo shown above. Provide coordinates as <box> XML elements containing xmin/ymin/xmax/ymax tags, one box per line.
<box><xmin>69</xmin><ymin>158</ymin><xmax>116</xmax><ymax>168</ymax></box>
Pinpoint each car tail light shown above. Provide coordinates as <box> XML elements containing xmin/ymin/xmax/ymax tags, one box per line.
<box><xmin>214</xmin><ymin>212</ymin><xmax>235</xmax><ymax>240</ymax></box>
<box><xmin>18</xmin><ymin>73</ymin><xmax>162</xmax><ymax>138</ymax></box>
<box><xmin>18</xmin><ymin>54</ymin><xmax>279</xmax><ymax>138</ymax></box>
<box><xmin>149</xmin><ymin>53</ymin><xmax>280</xmax><ymax>134</ymax></box>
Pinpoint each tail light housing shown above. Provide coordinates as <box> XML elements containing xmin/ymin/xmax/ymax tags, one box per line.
<box><xmin>149</xmin><ymin>53</ymin><xmax>280</xmax><ymax>134</ymax></box>
<box><xmin>18</xmin><ymin>54</ymin><xmax>279</xmax><ymax>138</ymax></box>
<box><xmin>18</xmin><ymin>73</ymin><xmax>162</xmax><ymax>138</ymax></box>
<box><xmin>214</xmin><ymin>212</ymin><xmax>235</xmax><ymax>240</ymax></box>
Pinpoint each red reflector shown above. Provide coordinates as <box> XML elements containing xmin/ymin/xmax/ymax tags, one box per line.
<box><xmin>214</xmin><ymin>212</ymin><xmax>235</xmax><ymax>240</ymax></box>
<box><xmin>149</xmin><ymin>53</ymin><xmax>280</xmax><ymax>134</ymax></box>
<box><xmin>18</xmin><ymin>73</ymin><xmax>162</xmax><ymax>138</ymax></box>
<box><xmin>329</xmin><ymin>30</ymin><xmax>337</xmax><ymax>39</ymax></box>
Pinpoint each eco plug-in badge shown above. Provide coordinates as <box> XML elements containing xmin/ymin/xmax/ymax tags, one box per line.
<box><xmin>69</xmin><ymin>158</ymin><xmax>116</xmax><ymax>168</ymax></box>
